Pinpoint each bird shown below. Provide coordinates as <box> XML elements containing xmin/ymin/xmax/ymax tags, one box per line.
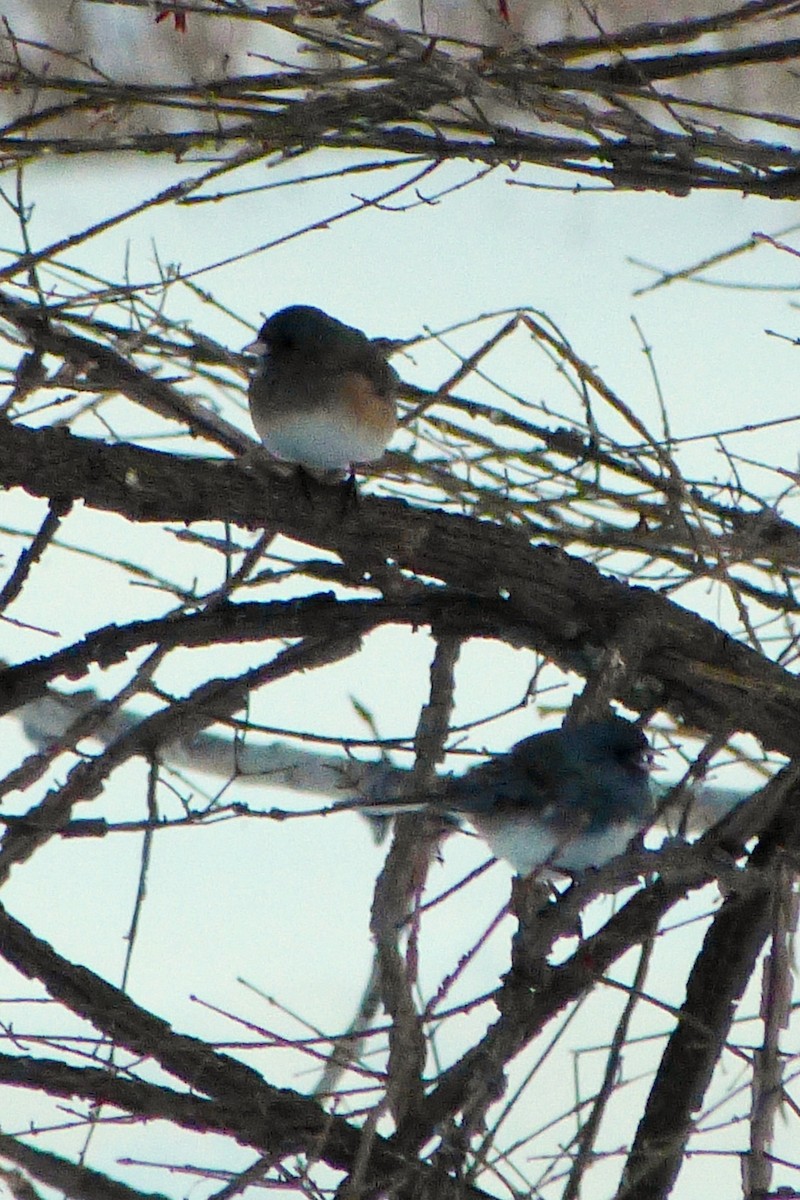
<box><xmin>244</xmin><ymin>305</ymin><xmax>398</xmax><ymax>476</ymax></box>
<box><xmin>348</xmin><ymin>716</ymin><xmax>654</xmax><ymax>876</ymax></box>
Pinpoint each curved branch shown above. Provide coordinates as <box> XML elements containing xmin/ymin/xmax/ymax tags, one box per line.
<box><xmin>1</xmin><ymin>418</ymin><xmax>799</xmax><ymax>758</ymax></box>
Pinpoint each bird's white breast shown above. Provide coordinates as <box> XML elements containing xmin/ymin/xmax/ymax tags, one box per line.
<box><xmin>251</xmin><ymin>408</ymin><xmax>389</xmax><ymax>471</ymax></box>
<box><xmin>470</xmin><ymin>812</ymin><xmax>643</xmax><ymax>875</ymax></box>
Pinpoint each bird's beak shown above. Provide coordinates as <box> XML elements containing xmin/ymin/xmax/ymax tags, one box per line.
<box><xmin>644</xmin><ymin>746</ymin><xmax>666</xmax><ymax>772</ymax></box>
<box><xmin>243</xmin><ymin>336</ymin><xmax>266</xmax><ymax>356</ymax></box>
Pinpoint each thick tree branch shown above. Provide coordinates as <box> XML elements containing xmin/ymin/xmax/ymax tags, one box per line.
<box><xmin>620</xmin><ymin>778</ymin><xmax>800</xmax><ymax>1200</ymax></box>
<box><xmin>0</xmin><ymin>1130</ymin><xmax>170</xmax><ymax>1200</ymax></box>
<box><xmin>0</xmin><ymin>904</ymin><xmax>490</xmax><ymax>1198</ymax></box>
<box><xmin>0</xmin><ymin>418</ymin><xmax>799</xmax><ymax>759</ymax></box>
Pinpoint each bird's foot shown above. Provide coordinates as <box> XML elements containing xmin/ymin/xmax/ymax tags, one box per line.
<box><xmin>339</xmin><ymin>471</ymin><xmax>359</xmax><ymax>516</ymax></box>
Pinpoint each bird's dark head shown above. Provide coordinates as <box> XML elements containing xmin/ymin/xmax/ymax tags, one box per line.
<box><xmin>255</xmin><ymin>305</ymin><xmax>345</xmax><ymax>354</ymax></box>
<box><xmin>570</xmin><ymin>716</ymin><xmax>652</xmax><ymax>776</ymax></box>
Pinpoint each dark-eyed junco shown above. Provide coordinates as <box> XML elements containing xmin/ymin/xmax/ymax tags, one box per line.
<box><xmin>348</xmin><ymin>716</ymin><xmax>654</xmax><ymax>875</ymax></box>
<box><xmin>244</xmin><ymin>305</ymin><xmax>398</xmax><ymax>475</ymax></box>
